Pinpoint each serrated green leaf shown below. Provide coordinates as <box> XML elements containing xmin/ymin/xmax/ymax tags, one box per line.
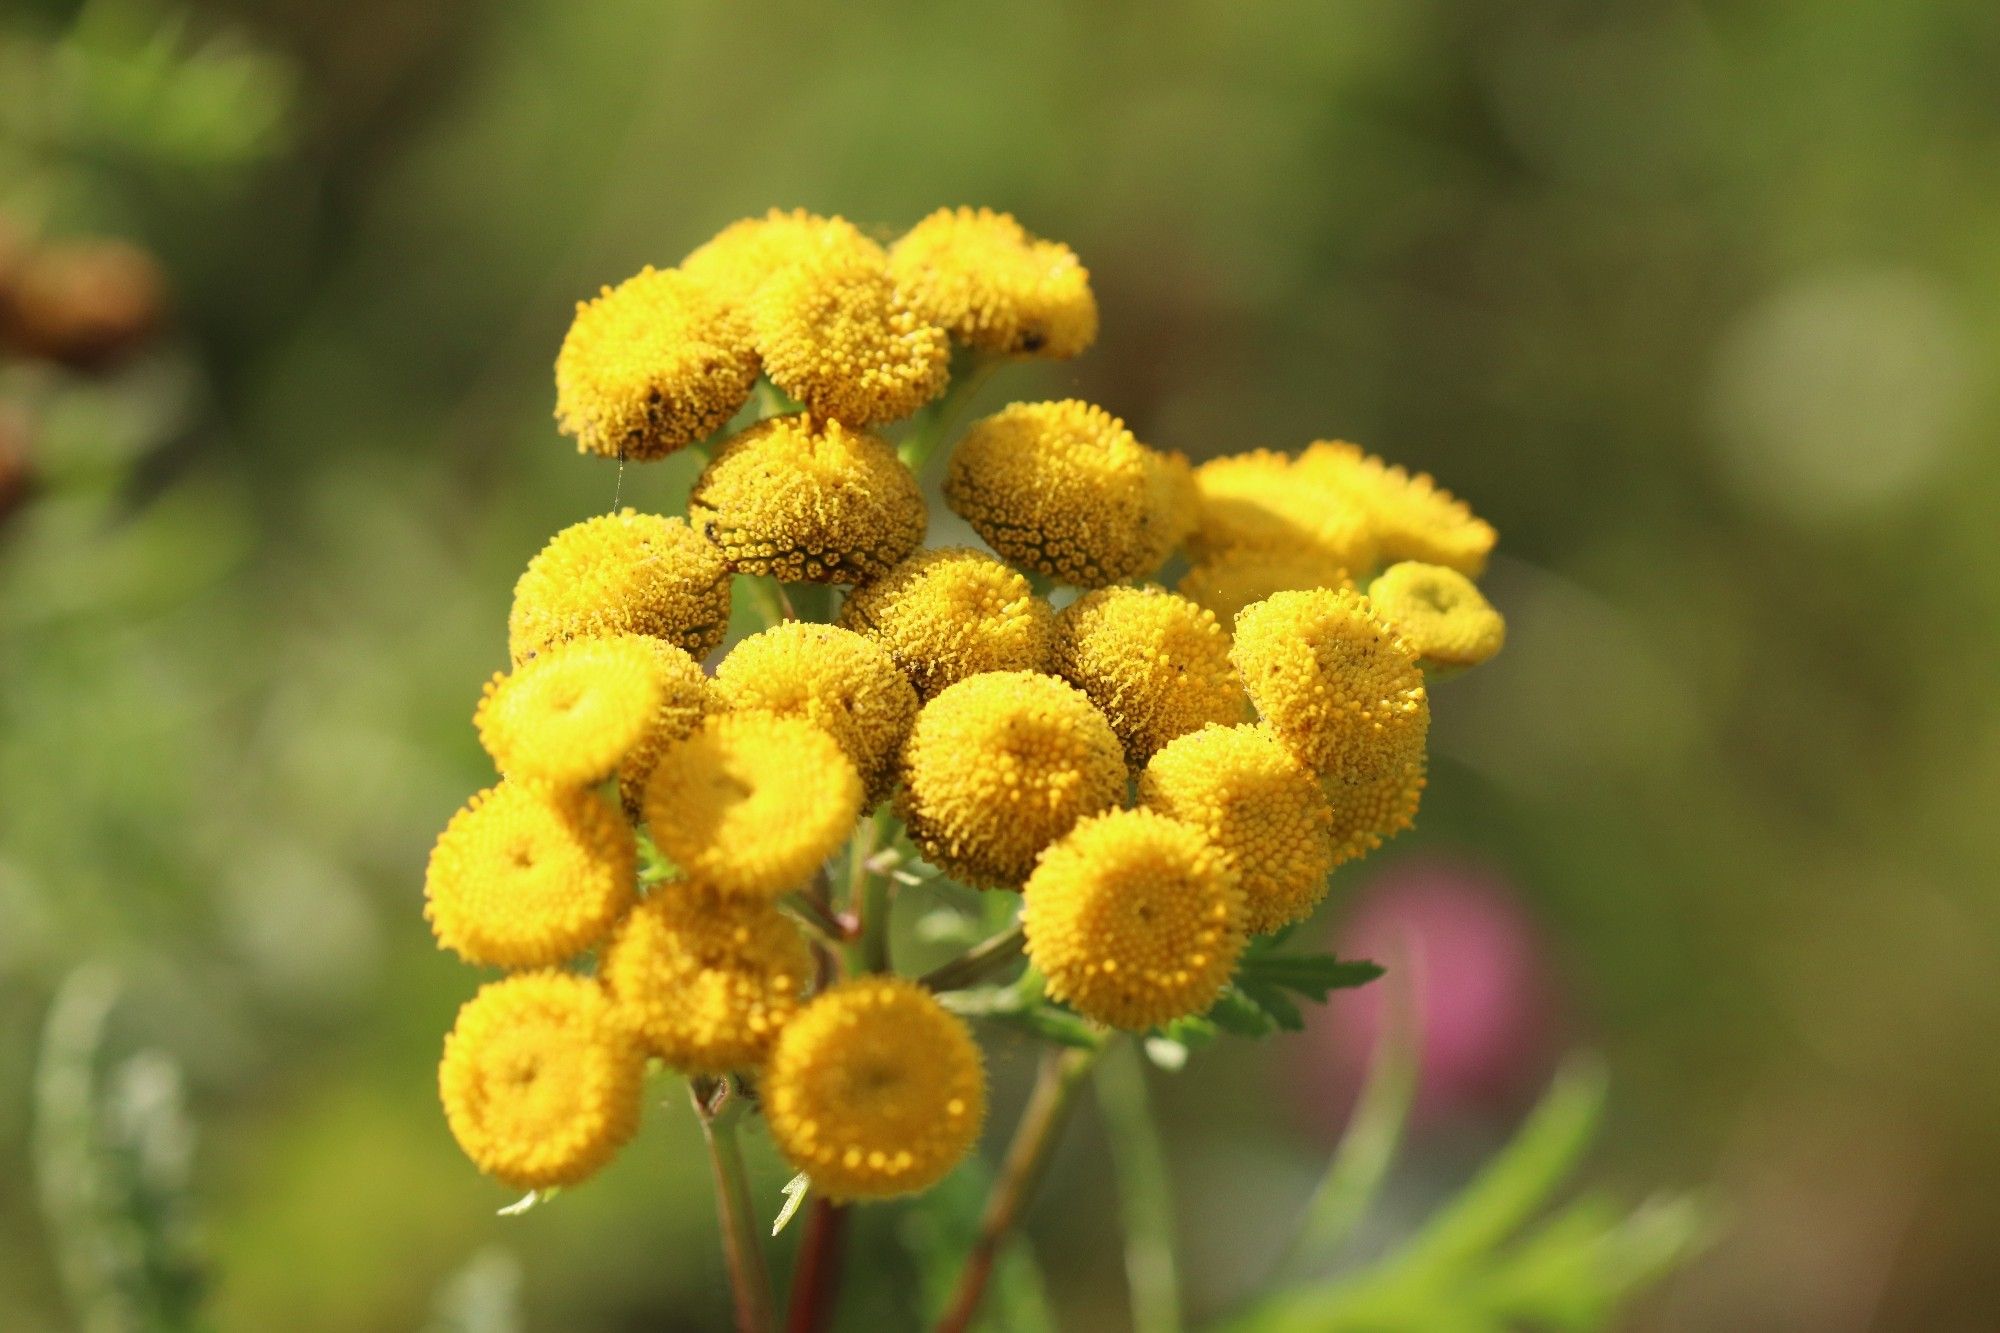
<box><xmin>1208</xmin><ymin>987</ymin><xmax>1280</xmax><ymax>1037</ymax></box>
<box><xmin>1158</xmin><ymin>1015</ymin><xmax>1219</xmax><ymax>1049</ymax></box>
<box><xmin>1239</xmin><ymin>953</ymin><xmax>1384</xmax><ymax>1002</ymax></box>
<box><xmin>1237</xmin><ymin>979</ymin><xmax>1308</xmax><ymax>1032</ymax></box>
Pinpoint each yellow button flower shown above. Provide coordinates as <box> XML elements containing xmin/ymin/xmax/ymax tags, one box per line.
<box><xmin>1298</xmin><ymin>440</ymin><xmax>1496</xmax><ymax>577</ymax></box>
<box><xmin>1189</xmin><ymin>448</ymin><xmax>1380</xmax><ymax>574</ymax></box>
<box><xmin>1366</xmin><ymin>561</ymin><xmax>1506</xmax><ymax>670</ymax></box>
<box><xmin>681</xmin><ymin>208</ymin><xmax>887</xmax><ymax>309</ymax></box>
<box><xmin>508</xmin><ymin>510</ymin><xmax>731</xmax><ymax>666</ymax></box>
<box><xmin>642</xmin><ymin>713</ymin><xmax>862</xmax><ymax>898</ymax></box>
<box><xmin>750</xmin><ymin>252</ymin><xmax>949</xmax><ymax>426</ymax></box>
<box><xmin>1231</xmin><ymin>588</ymin><xmax>1429</xmax><ymax>784</ymax></box>
<box><xmin>599</xmin><ymin>881</ymin><xmax>812</xmax><ymax>1074</ymax></box>
<box><xmin>762</xmin><ymin>977</ymin><xmax>986</xmax><ymax>1200</ymax></box>
<box><xmin>888</xmin><ymin>206</ymin><xmax>1097</xmax><ymax>358</ymax></box>
<box><xmin>424</xmin><ymin>782</ymin><xmax>635</xmax><ymax>968</ymax></box>
<box><xmin>475</xmin><ymin>635</ymin><xmax>665</xmax><ymax>788</ymax></box>
<box><xmin>1139</xmin><ymin>724</ymin><xmax>1335</xmax><ymax>935</ymax></box>
<box><xmin>439</xmin><ymin>972</ymin><xmax>644</xmax><ymax>1190</ymax></box>
<box><xmin>713</xmin><ymin>622</ymin><xmax>919</xmax><ymax>804</ymax></box>
<box><xmin>836</xmin><ymin>546</ymin><xmax>1054</xmax><ymax>700</ymax></box>
<box><xmin>554</xmin><ymin>266</ymin><xmax>758</xmax><ymax>460</ymax></box>
<box><xmin>1326</xmin><ymin>754</ymin><xmax>1427</xmax><ymax>865</ymax></box>
<box><xmin>615</xmin><ymin>637</ymin><xmax>716</xmax><ymax>818</ymax></box>
<box><xmin>1022</xmin><ymin>809</ymin><xmax>1245</xmax><ymax>1030</ymax></box>
<box><xmin>896</xmin><ymin>671</ymin><xmax>1126</xmax><ymax>889</ymax></box>
<box><xmin>691</xmin><ymin>414</ymin><xmax>926</xmax><ymax>585</ymax></box>
<box><xmin>1178</xmin><ymin>545</ymin><xmax>1353</xmax><ymax>626</ymax></box>
<box><xmin>1050</xmin><ymin>585</ymin><xmax>1248</xmax><ymax>766</ymax></box>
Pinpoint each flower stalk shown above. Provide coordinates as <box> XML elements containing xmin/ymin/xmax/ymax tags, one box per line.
<box><xmin>692</xmin><ymin>1078</ymin><xmax>778</xmax><ymax>1333</ymax></box>
<box><xmin>918</xmin><ymin>924</ymin><xmax>1026</xmax><ymax>994</ymax></box>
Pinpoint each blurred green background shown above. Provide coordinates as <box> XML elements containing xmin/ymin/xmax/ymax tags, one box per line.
<box><xmin>4</xmin><ymin>0</ymin><xmax>1997</xmax><ymax>1328</ymax></box>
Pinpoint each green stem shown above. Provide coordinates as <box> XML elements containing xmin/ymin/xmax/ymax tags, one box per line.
<box><xmin>898</xmin><ymin>353</ymin><xmax>1002</xmax><ymax>478</ymax></box>
<box><xmin>919</xmin><ymin>924</ymin><xmax>1025</xmax><ymax>994</ymax></box>
<box><xmin>858</xmin><ymin>868</ymin><xmax>892</xmax><ymax>974</ymax></box>
<box><xmin>1094</xmin><ymin>1041</ymin><xmax>1183</xmax><ymax>1333</ymax></box>
<box><xmin>692</xmin><ymin>1080</ymin><xmax>778</xmax><ymax>1333</ymax></box>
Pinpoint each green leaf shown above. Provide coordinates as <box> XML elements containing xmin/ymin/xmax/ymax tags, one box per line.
<box><xmin>1207</xmin><ymin>987</ymin><xmax>1280</xmax><ymax>1037</ymax></box>
<box><xmin>1236</xmin><ymin>979</ymin><xmax>1308</xmax><ymax>1032</ymax></box>
<box><xmin>993</xmin><ymin>1005</ymin><xmax>1104</xmax><ymax>1049</ymax></box>
<box><xmin>1238</xmin><ymin>951</ymin><xmax>1384</xmax><ymax>1002</ymax></box>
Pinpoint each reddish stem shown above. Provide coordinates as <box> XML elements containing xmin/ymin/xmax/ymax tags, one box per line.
<box><xmin>785</xmin><ymin>1197</ymin><xmax>850</xmax><ymax>1333</ymax></box>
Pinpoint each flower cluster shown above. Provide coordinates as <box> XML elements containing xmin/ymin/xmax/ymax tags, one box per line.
<box><xmin>425</xmin><ymin>206</ymin><xmax>1506</xmax><ymax>1216</ymax></box>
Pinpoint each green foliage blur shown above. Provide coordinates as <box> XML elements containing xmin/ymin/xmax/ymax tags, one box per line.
<box><xmin>3</xmin><ymin>0</ymin><xmax>1997</xmax><ymax>1328</ymax></box>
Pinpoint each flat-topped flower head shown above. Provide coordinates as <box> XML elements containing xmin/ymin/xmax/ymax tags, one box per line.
<box><xmin>751</xmin><ymin>252</ymin><xmax>949</xmax><ymax>426</ymax></box>
<box><xmin>713</xmin><ymin>622</ymin><xmax>919</xmax><ymax>804</ymax></box>
<box><xmin>1325</xmin><ymin>754</ymin><xmax>1427</xmax><ymax>865</ymax></box>
<box><xmin>554</xmin><ymin>266</ymin><xmax>758</xmax><ymax>460</ymax></box>
<box><xmin>1178</xmin><ymin>546</ymin><xmax>1353</xmax><ymax>626</ymax></box>
<box><xmin>1140</xmin><ymin>724</ymin><xmax>1335</xmax><ymax>935</ymax></box>
<box><xmin>1190</xmin><ymin>448</ymin><xmax>1380</xmax><ymax>574</ymax></box>
<box><xmin>642</xmin><ymin>712</ymin><xmax>862</xmax><ymax>898</ymax></box>
<box><xmin>1231</xmin><ymin>588</ymin><xmax>1430</xmax><ymax>784</ymax></box>
<box><xmin>836</xmin><ymin>546</ymin><xmax>1055</xmax><ymax>700</ymax></box>
<box><xmin>896</xmin><ymin>670</ymin><xmax>1125</xmax><ymax>889</ymax></box>
<box><xmin>1367</xmin><ymin>561</ymin><xmax>1506</xmax><ymax>670</ymax></box>
<box><xmin>944</xmin><ymin>400</ymin><xmax>1176</xmax><ymax>587</ymax></box>
<box><xmin>424</xmin><ymin>783</ymin><xmax>634</xmax><ymax>968</ymax></box>
<box><xmin>691</xmin><ymin>414</ymin><xmax>926</xmax><ymax>585</ymax></box>
<box><xmin>615</xmin><ymin>638</ymin><xmax>716</xmax><ymax>818</ymax></box>
<box><xmin>439</xmin><ymin>972</ymin><xmax>644</xmax><ymax>1190</ymax></box>
<box><xmin>599</xmin><ymin>881</ymin><xmax>812</xmax><ymax>1074</ymax></box>
<box><xmin>1298</xmin><ymin>440</ymin><xmax>1496</xmax><ymax>577</ymax></box>
<box><xmin>762</xmin><ymin>977</ymin><xmax>986</xmax><ymax>1200</ymax></box>
<box><xmin>1022</xmin><ymin>809</ymin><xmax>1245</xmax><ymax>1030</ymax></box>
<box><xmin>508</xmin><ymin>510</ymin><xmax>731</xmax><ymax>666</ymax></box>
<box><xmin>681</xmin><ymin>208</ymin><xmax>887</xmax><ymax>309</ymax></box>
<box><xmin>1050</xmin><ymin>585</ymin><xmax>1248</xmax><ymax>766</ymax></box>
<box><xmin>475</xmin><ymin>635</ymin><xmax>664</xmax><ymax>788</ymax></box>
<box><xmin>887</xmin><ymin>206</ymin><xmax>1097</xmax><ymax>358</ymax></box>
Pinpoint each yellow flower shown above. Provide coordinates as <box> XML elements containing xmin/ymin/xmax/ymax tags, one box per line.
<box><xmin>475</xmin><ymin>635</ymin><xmax>665</xmax><ymax>788</ymax></box>
<box><xmin>599</xmin><ymin>881</ymin><xmax>812</xmax><ymax>1074</ymax></box>
<box><xmin>424</xmin><ymin>783</ymin><xmax>634</xmax><ymax>968</ymax></box>
<box><xmin>553</xmin><ymin>266</ymin><xmax>758</xmax><ymax>460</ymax></box>
<box><xmin>750</xmin><ymin>252</ymin><xmax>949</xmax><ymax>426</ymax></box>
<box><xmin>1298</xmin><ymin>440</ymin><xmax>1496</xmax><ymax>577</ymax></box>
<box><xmin>1189</xmin><ymin>448</ymin><xmax>1380</xmax><ymax>574</ymax></box>
<box><xmin>1139</xmin><ymin>724</ymin><xmax>1335</xmax><ymax>935</ymax></box>
<box><xmin>713</xmin><ymin>622</ymin><xmax>919</xmax><ymax>804</ymax></box>
<box><xmin>1231</xmin><ymin>588</ymin><xmax>1429</xmax><ymax>784</ymax></box>
<box><xmin>690</xmin><ymin>414</ymin><xmax>926</xmax><ymax>585</ymax></box>
<box><xmin>887</xmin><ymin>206</ymin><xmax>1097</xmax><ymax>358</ymax></box>
<box><xmin>1366</xmin><ymin>561</ymin><xmax>1506</xmax><ymax>669</ymax></box>
<box><xmin>762</xmin><ymin>977</ymin><xmax>986</xmax><ymax>1200</ymax></box>
<box><xmin>1178</xmin><ymin>546</ymin><xmax>1353</xmax><ymax>626</ymax></box>
<box><xmin>896</xmin><ymin>671</ymin><xmax>1126</xmax><ymax>889</ymax></box>
<box><xmin>681</xmin><ymin>209</ymin><xmax>887</xmax><ymax>309</ymax></box>
<box><xmin>1022</xmin><ymin>809</ymin><xmax>1244</xmax><ymax>1030</ymax></box>
<box><xmin>439</xmin><ymin>972</ymin><xmax>644</xmax><ymax>1190</ymax></box>
<box><xmin>1050</xmin><ymin>585</ymin><xmax>1248</xmax><ymax>765</ymax></box>
<box><xmin>508</xmin><ymin>510</ymin><xmax>732</xmax><ymax>667</ymax></box>
<box><xmin>1325</xmin><ymin>754</ymin><xmax>1426</xmax><ymax>865</ymax></box>
<box><xmin>836</xmin><ymin>546</ymin><xmax>1055</xmax><ymax>700</ymax></box>
<box><xmin>1135</xmin><ymin>447</ymin><xmax>1200</xmax><ymax>573</ymax></box>
<box><xmin>615</xmin><ymin>638</ymin><xmax>716</xmax><ymax>818</ymax></box>
<box><xmin>943</xmin><ymin>400</ymin><xmax>1178</xmax><ymax>587</ymax></box>
<box><xmin>642</xmin><ymin>713</ymin><xmax>862</xmax><ymax>898</ymax></box>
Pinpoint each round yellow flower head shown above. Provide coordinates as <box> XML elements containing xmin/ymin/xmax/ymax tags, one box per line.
<box><xmin>475</xmin><ymin>635</ymin><xmax>665</xmax><ymax>788</ymax></box>
<box><xmin>642</xmin><ymin>712</ymin><xmax>862</xmax><ymax>897</ymax></box>
<box><xmin>599</xmin><ymin>880</ymin><xmax>812</xmax><ymax>1074</ymax></box>
<box><xmin>1231</xmin><ymin>588</ymin><xmax>1430</xmax><ymax>784</ymax></box>
<box><xmin>1366</xmin><ymin>561</ymin><xmax>1506</xmax><ymax>670</ymax></box>
<box><xmin>681</xmin><ymin>209</ymin><xmax>887</xmax><ymax>310</ymax></box>
<box><xmin>615</xmin><ymin>638</ymin><xmax>716</xmax><ymax>817</ymax></box>
<box><xmin>1298</xmin><ymin>441</ymin><xmax>1496</xmax><ymax>577</ymax></box>
<box><xmin>1190</xmin><ymin>449</ymin><xmax>1380</xmax><ymax>574</ymax></box>
<box><xmin>1022</xmin><ymin>809</ymin><xmax>1245</xmax><ymax>1030</ymax></box>
<box><xmin>1140</xmin><ymin>724</ymin><xmax>1336</xmax><ymax>935</ymax></box>
<box><xmin>439</xmin><ymin>972</ymin><xmax>644</xmax><ymax>1190</ymax></box>
<box><xmin>713</xmin><ymin>622</ymin><xmax>919</xmax><ymax>804</ymax></box>
<box><xmin>424</xmin><ymin>783</ymin><xmax>635</xmax><ymax>968</ymax></box>
<box><xmin>751</xmin><ymin>252</ymin><xmax>950</xmax><ymax>426</ymax></box>
<box><xmin>1134</xmin><ymin>447</ymin><xmax>1200</xmax><ymax>572</ymax></box>
<box><xmin>836</xmin><ymin>546</ymin><xmax>1054</xmax><ymax>700</ymax></box>
<box><xmin>691</xmin><ymin>414</ymin><xmax>926</xmax><ymax>585</ymax></box>
<box><xmin>896</xmin><ymin>671</ymin><xmax>1127</xmax><ymax>889</ymax></box>
<box><xmin>762</xmin><ymin>976</ymin><xmax>986</xmax><ymax>1200</ymax></box>
<box><xmin>554</xmin><ymin>266</ymin><xmax>758</xmax><ymax>460</ymax></box>
<box><xmin>1178</xmin><ymin>546</ymin><xmax>1353</xmax><ymax>626</ymax></box>
<box><xmin>508</xmin><ymin>510</ymin><xmax>731</xmax><ymax>666</ymax></box>
<box><xmin>887</xmin><ymin>206</ymin><xmax>1096</xmax><ymax>358</ymax></box>
<box><xmin>1050</xmin><ymin>585</ymin><xmax>1248</xmax><ymax>766</ymax></box>
<box><xmin>1325</xmin><ymin>755</ymin><xmax>1427</xmax><ymax>865</ymax></box>
<box><xmin>943</xmin><ymin>400</ymin><xmax>1173</xmax><ymax>587</ymax></box>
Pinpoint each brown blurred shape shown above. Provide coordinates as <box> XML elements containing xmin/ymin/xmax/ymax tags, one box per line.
<box><xmin>0</xmin><ymin>234</ymin><xmax>168</xmax><ymax>372</ymax></box>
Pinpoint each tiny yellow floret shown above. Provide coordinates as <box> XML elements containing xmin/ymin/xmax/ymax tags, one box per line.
<box><xmin>439</xmin><ymin>972</ymin><xmax>644</xmax><ymax>1190</ymax></box>
<box><xmin>1178</xmin><ymin>546</ymin><xmax>1353</xmax><ymax>626</ymax></box>
<box><xmin>643</xmin><ymin>713</ymin><xmax>862</xmax><ymax>898</ymax></box>
<box><xmin>762</xmin><ymin>976</ymin><xmax>987</xmax><ymax>1200</ymax></box>
<box><xmin>554</xmin><ymin>266</ymin><xmax>758</xmax><ymax>460</ymax></box>
<box><xmin>424</xmin><ymin>782</ymin><xmax>634</xmax><ymax>968</ymax></box>
<box><xmin>508</xmin><ymin>510</ymin><xmax>732</xmax><ymax>666</ymax></box>
<box><xmin>475</xmin><ymin>635</ymin><xmax>664</xmax><ymax>788</ymax></box>
<box><xmin>836</xmin><ymin>546</ymin><xmax>1055</xmax><ymax>700</ymax></box>
<box><xmin>1050</xmin><ymin>585</ymin><xmax>1248</xmax><ymax>765</ymax></box>
<box><xmin>888</xmin><ymin>206</ymin><xmax>1097</xmax><ymax>358</ymax></box>
<box><xmin>751</xmin><ymin>252</ymin><xmax>949</xmax><ymax>425</ymax></box>
<box><xmin>1366</xmin><ymin>561</ymin><xmax>1506</xmax><ymax>669</ymax></box>
<box><xmin>691</xmin><ymin>414</ymin><xmax>926</xmax><ymax>584</ymax></box>
<box><xmin>1325</xmin><ymin>754</ymin><xmax>1427</xmax><ymax>865</ymax></box>
<box><xmin>681</xmin><ymin>209</ymin><xmax>887</xmax><ymax>310</ymax></box>
<box><xmin>1299</xmin><ymin>440</ymin><xmax>1496</xmax><ymax>577</ymax></box>
<box><xmin>1190</xmin><ymin>448</ymin><xmax>1380</xmax><ymax>574</ymax></box>
<box><xmin>615</xmin><ymin>638</ymin><xmax>716</xmax><ymax>818</ymax></box>
<box><xmin>1022</xmin><ymin>809</ymin><xmax>1245</xmax><ymax>1030</ymax></box>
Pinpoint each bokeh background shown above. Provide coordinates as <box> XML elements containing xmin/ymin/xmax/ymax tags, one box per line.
<box><xmin>4</xmin><ymin>0</ymin><xmax>1997</xmax><ymax>1328</ymax></box>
